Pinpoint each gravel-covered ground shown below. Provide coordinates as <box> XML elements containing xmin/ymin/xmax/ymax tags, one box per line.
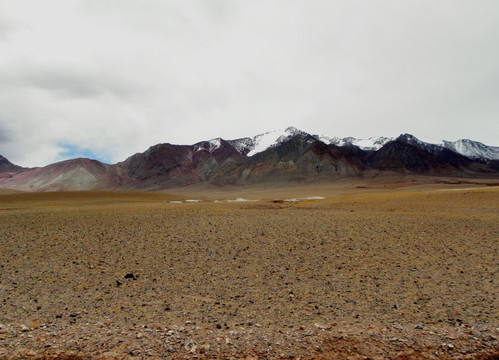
<box><xmin>0</xmin><ymin>187</ymin><xmax>497</xmax><ymax>359</ymax></box>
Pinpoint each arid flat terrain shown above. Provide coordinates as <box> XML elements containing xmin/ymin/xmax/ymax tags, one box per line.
<box><xmin>0</xmin><ymin>183</ymin><xmax>498</xmax><ymax>359</ymax></box>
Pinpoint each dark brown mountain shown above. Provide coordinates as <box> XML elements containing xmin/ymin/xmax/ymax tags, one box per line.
<box><xmin>114</xmin><ymin>138</ymin><xmax>245</xmax><ymax>189</ymax></box>
<box><xmin>0</xmin><ymin>155</ymin><xmax>25</xmax><ymax>173</ymax></box>
<box><xmin>216</xmin><ymin>134</ymin><xmax>366</xmax><ymax>184</ymax></box>
<box><xmin>367</xmin><ymin>136</ymin><xmax>494</xmax><ymax>176</ymax></box>
<box><xmin>369</xmin><ymin>140</ymin><xmax>463</xmax><ymax>174</ymax></box>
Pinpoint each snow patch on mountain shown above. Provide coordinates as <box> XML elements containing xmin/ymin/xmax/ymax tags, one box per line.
<box><xmin>315</xmin><ymin>135</ymin><xmax>392</xmax><ymax>151</ymax></box>
<box><xmin>228</xmin><ymin>137</ymin><xmax>254</xmax><ymax>155</ymax></box>
<box><xmin>442</xmin><ymin>139</ymin><xmax>499</xmax><ymax>160</ymax></box>
<box><xmin>193</xmin><ymin>138</ymin><xmax>223</xmax><ymax>153</ymax></box>
<box><xmin>247</xmin><ymin>127</ymin><xmax>304</xmax><ymax>156</ymax></box>
<box><xmin>227</xmin><ymin>128</ymin><xmax>499</xmax><ymax>160</ymax></box>
<box><xmin>329</xmin><ymin>133</ymin><xmax>499</xmax><ymax>160</ymax></box>
<box><xmin>410</xmin><ymin>135</ymin><xmax>499</xmax><ymax>160</ymax></box>
<box><xmin>209</xmin><ymin>138</ymin><xmax>222</xmax><ymax>152</ymax></box>
<box><xmin>228</xmin><ymin>127</ymin><xmax>306</xmax><ymax>157</ymax></box>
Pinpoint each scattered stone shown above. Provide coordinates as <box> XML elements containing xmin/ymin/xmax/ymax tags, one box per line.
<box><xmin>69</xmin><ymin>312</ymin><xmax>78</xmax><ymax>318</ymax></box>
<box><xmin>124</xmin><ymin>273</ymin><xmax>136</xmax><ymax>280</ymax></box>
<box><xmin>21</xmin><ymin>325</ymin><xmax>30</xmax><ymax>332</ymax></box>
<box><xmin>415</xmin><ymin>324</ymin><xmax>424</xmax><ymax>330</ymax></box>
<box><xmin>26</xmin><ymin>349</ymin><xmax>37</xmax><ymax>357</ymax></box>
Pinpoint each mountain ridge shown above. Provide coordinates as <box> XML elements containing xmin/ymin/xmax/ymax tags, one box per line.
<box><xmin>0</xmin><ymin>128</ymin><xmax>498</xmax><ymax>191</ymax></box>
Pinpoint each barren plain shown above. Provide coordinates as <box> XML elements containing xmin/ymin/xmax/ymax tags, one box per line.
<box><xmin>0</xmin><ymin>182</ymin><xmax>498</xmax><ymax>359</ymax></box>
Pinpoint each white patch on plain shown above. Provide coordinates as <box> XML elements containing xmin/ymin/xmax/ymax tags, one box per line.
<box><xmin>285</xmin><ymin>196</ymin><xmax>325</xmax><ymax>202</ymax></box>
<box><xmin>438</xmin><ymin>187</ymin><xmax>496</xmax><ymax>192</ymax></box>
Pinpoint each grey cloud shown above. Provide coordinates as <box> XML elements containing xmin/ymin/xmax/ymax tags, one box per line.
<box><xmin>0</xmin><ymin>21</ymin><xmax>8</xmax><ymax>40</ymax></box>
<box><xmin>1</xmin><ymin>65</ymin><xmax>147</xmax><ymax>99</ymax></box>
<box><xmin>0</xmin><ymin>14</ymin><xmax>15</xmax><ymax>40</ymax></box>
<box><xmin>0</xmin><ymin>123</ymin><xmax>12</xmax><ymax>143</ymax></box>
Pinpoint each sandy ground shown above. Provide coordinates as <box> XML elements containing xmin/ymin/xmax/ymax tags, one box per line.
<box><xmin>0</xmin><ymin>183</ymin><xmax>498</xmax><ymax>359</ymax></box>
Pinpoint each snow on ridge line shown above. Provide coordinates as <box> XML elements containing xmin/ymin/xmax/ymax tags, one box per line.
<box><xmin>247</xmin><ymin>127</ymin><xmax>302</xmax><ymax>157</ymax></box>
<box><xmin>246</xmin><ymin>130</ymin><xmax>286</xmax><ymax>157</ymax></box>
<box><xmin>409</xmin><ymin>136</ymin><xmax>499</xmax><ymax>160</ymax></box>
<box><xmin>209</xmin><ymin>138</ymin><xmax>222</xmax><ymax>152</ymax></box>
<box><xmin>202</xmin><ymin>127</ymin><xmax>498</xmax><ymax>160</ymax></box>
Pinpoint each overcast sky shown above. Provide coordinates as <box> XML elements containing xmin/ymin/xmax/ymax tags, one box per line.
<box><xmin>0</xmin><ymin>1</ymin><xmax>498</xmax><ymax>167</ymax></box>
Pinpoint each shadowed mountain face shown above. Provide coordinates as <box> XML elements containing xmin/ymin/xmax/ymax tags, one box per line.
<box><xmin>0</xmin><ymin>155</ymin><xmax>24</xmax><ymax>173</ymax></box>
<box><xmin>114</xmin><ymin>139</ymin><xmax>245</xmax><ymax>189</ymax></box>
<box><xmin>0</xmin><ymin>130</ymin><xmax>498</xmax><ymax>191</ymax></box>
<box><xmin>368</xmin><ymin>140</ymin><xmax>467</xmax><ymax>174</ymax></box>
<box><xmin>221</xmin><ymin>134</ymin><xmax>367</xmax><ymax>184</ymax></box>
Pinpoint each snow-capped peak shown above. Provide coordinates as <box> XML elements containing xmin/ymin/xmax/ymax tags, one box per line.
<box><xmin>448</xmin><ymin>139</ymin><xmax>499</xmax><ymax>160</ymax></box>
<box><xmin>391</xmin><ymin>134</ymin><xmax>499</xmax><ymax>160</ymax></box>
<box><xmin>234</xmin><ymin>127</ymin><xmax>305</xmax><ymax>157</ymax></box>
<box><xmin>227</xmin><ymin>128</ymin><xmax>499</xmax><ymax>160</ymax></box>
<box><xmin>208</xmin><ymin>138</ymin><xmax>222</xmax><ymax>152</ymax></box>
<box><xmin>193</xmin><ymin>138</ymin><xmax>223</xmax><ymax>153</ymax></box>
<box><xmin>415</xmin><ymin>137</ymin><xmax>499</xmax><ymax>160</ymax></box>
<box><xmin>315</xmin><ymin>135</ymin><xmax>393</xmax><ymax>151</ymax></box>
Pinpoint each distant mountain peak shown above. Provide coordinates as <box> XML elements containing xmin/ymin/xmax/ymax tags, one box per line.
<box><xmin>227</xmin><ymin>127</ymin><xmax>308</xmax><ymax>157</ymax></box>
<box><xmin>395</xmin><ymin>134</ymin><xmax>499</xmax><ymax>161</ymax></box>
<box><xmin>315</xmin><ymin>135</ymin><xmax>393</xmax><ymax>151</ymax></box>
<box><xmin>0</xmin><ymin>155</ymin><xmax>25</xmax><ymax>173</ymax></box>
<box><xmin>397</xmin><ymin>133</ymin><xmax>419</xmax><ymax>142</ymax></box>
<box><xmin>227</xmin><ymin>128</ymin><xmax>498</xmax><ymax>160</ymax></box>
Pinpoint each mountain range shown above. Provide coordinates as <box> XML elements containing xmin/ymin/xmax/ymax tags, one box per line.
<box><xmin>1</xmin><ymin>127</ymin><xmax>498</xmax><ymax>191</ymax></box>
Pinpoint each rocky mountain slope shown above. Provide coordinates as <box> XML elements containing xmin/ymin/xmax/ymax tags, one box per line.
<box><xmin>316</xmin><ymin>132</ymin><xmax>499</xmax><ymax>160</ymax></box>
<box><xmin>0</xmin><ymin>128</ymin><xmax>498</xmax><ymax>191</ymax></box>
<box><xmin>0</xmin><ymin>158</ymin><xmax>110</xmax><ymax>192</ymax></box>
<box><xmin>0</xmin><ymin>155</ymin><xmax>25</xmax><ymax>173</ymax></box>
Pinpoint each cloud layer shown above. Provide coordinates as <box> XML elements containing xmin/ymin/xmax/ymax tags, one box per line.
<box><xmin>0</xmin><ymin>1</ymin><xmax>498</xmax><ymax>167</ymax></box>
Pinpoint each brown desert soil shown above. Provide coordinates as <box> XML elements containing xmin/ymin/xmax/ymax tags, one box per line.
<box><xmin>0</xmin><ymin>184</ymin><xmax>498</xmax><ymax>359</ymax></box>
